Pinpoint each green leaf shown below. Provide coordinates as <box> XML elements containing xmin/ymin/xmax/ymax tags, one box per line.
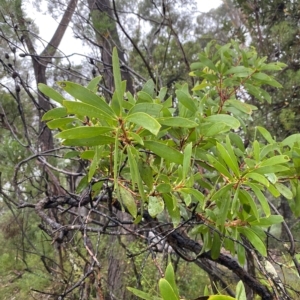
<box><xmin>158</xmin><ymin>117</ymin><xmax>198</xmax><ymax>128</ymax></box>
<box><xmin>55</xmin><ymin>126</ymin><xmax>114</xmax><ymax>139</ymax></box>
<box><xmin>208</xmin><ymin>296</ymin><xmax>236</xmax><ymax>300</ymax></box>
<box><xmin>112</xmin><ymin>48</ymin><xmax>123</xmax><ymax>115</ymax></box>
<box><xmin>143</xmin><ymin>141</ymin><xmax>183</xmax><ymax>164</ymax></box>
<box><xmin>182</xmin><ymin>142</ymin><xmax>192</xmax><ymax>180</ymax></box>
<box><xmin>260</xmin><ymin>155</ymin><xmax>289</xmax><ymax>167</ymax></box>
<box><xmin>38</xmin><ymin>83</ymin><xmax>65</xmax><ymax>105</ymax></box>
<box><xmin>128</xmin><ymin>103</ymin><xmax>163</xmax><ymax>116</ymax></box>
<box><xmin>159</xmin><ymin>278</ymin><xmax>179</xmax><ymax>300</ymax></box>
<box><xmin>198</xmin><ymin>54</ymin><xmax>218</xmax><ymax>72</ymax></box>
<box><xmin>142</xmin><ymin>79</ymin><xmax>155</xmax><ymax>97</ymax></box>
<box><xmin>148</xmin><ymin>196</ymin><xmax>164</xmax><ymax>217</ymax></box>
<box><xmin>87</xmin><ymin>75</ymin><xmax>102</xmax><ymax>92</ymax></box>
<box><xmin>274</xmin><ymin>183</ymin><xmax>293</xmax><ymax>199</ymax></box>
<box><xmin>127</xmin><ymin>146</ymin><xmax>147</xmax><ymax>207</ymax></box>
<box><xmin>252</xmin><ymin>72</ymin><xmax>282</xmax><ymax>88</ymax></box>
<box><xmin>175</xmin><ymin>90</ymin><xmax>197</xmax><ymax>112</ymax></box>
<box><xmin>119</xmin><ymin>185</ymin><xmax>137</xmax><ymax>218</ymax></box>
<box><xmin>217</xmin><ymin>140</ymin><xmax>240</xmax><ymax>177</ymax></box>
<box><xmin>211</xmin><ymin>184</ymin><xmax>234</xmax><ymax>201</ymax></box>
<box><xmin>88</xmin><ymin>146</ymin><xmax>100</xmax><ymax>182</ymax></box>
<box><xmin>179</xmin><ymin>188</ymin><xmax>205</xmax><ymax>205</ymax></box>
<box><xmin>236</xmin><ymin>281</ymin><xmax>247</xmax><ymax>300</ymax></box>
<box><xmin>156</xmin><ymin>183</ymin><xmax>172</xmax><ymax>193</ymax></box>
<box><xmin>125</xmin><ymin>112</ymin><xmax>161</xmax><ymax>136</ymax></box>
<box><xmin>253</xmin><ymin>140</ymin><xmax>260</xmax><ymax>162</ymax></box>
<box><xmin>138</xmin><ymin>161</ymin><xmax>153</xmax><ymax>190</ymax></box>
<box><xmin>57</xmin><ymin>81</ymin><xmax>115</xmax><ymax>116</ymax></box>
<box><xmin>294</xmin><ymin>184</ymin><xmax>300</xmax><ymax>217</ymax></box>
<box><xmin>62</xmin><ymin>135</ymin><xmax>114</xmax><ymax>146</ymax></box>
<box><xmin>247</xmin><ymin>183</ymin><xmax>270</xmax><ymax>216</ymax></box>
<box><xmin>225</xmin><ymin>66</ymin><xmax>253</xmax><ymax>77</ymax></box>
<box><xmin>205</xmin><ymin>115</ymin><xmax>240</xmax><ymax>130</ymax></box>
<box><xmin>63</xmin><ymin>100</ymin><xmax>115</xmax><ymax>121</ymax></box>
<box><xmin>127</xmin><ymin>287</ymin><xmax>162</xmax><ymax>300</ymax></box>
<box><xmin>256</xmin><ymin>126</ymin><xmax>275</xmax><ymax>144</ymax></box>
<box><xmin>206</xmin><ymin>155</ymin><xmax>233</xmax><ymax>180</ymax></box>
<box><xmin>46</xmin><ymin>117</ymin><xmax>77</xmax><ymax>129</ymax></box>
<box><xmin>211</xmin><ymin>232</ymin><xmax>221</xmax><ymax>259</ymax></box>
<box><xmin>165</xmin><ymin>263</ymin><xmax>179</xmax><ymax>300</ymax></box>
<box><xmin>238</xmin><ymin>227</ymin><xmax>267</xmax><ymax>256</ymax></box>
<box><xmin>163</xmin><ymin>194</ymin><xmax>181</xmax><ymax>227</ymax></box>
<box><xmin>238</xmin><ymin>189</ymin><xmax>259</xmax><ymax>219</ymax></box>
<box><xmin>249</xmin><ymin>215</ymin><xmax>283</xmax><ymax>226</ymax></box>
<box><xmin>244</xmin><ymin>172</ymin><xmax>269</xmax><ymax>187</ymax></box>
<box><xmin>42</xmin><ymin>107</ymin><xmax>67</xmax><ymax>121</ymax></box>
<box><xmin>226</xmin><ymin>99</ymin><xmax>252</xmax><ymax>114</ymax></box>
<box><xmin>281</xmin><ymin>134</ymin><xmax>300</xmax><ymax>147</ymax></box>
<box><xmin>137</xmin><ymin>91</ymin><xmax>153</xmax><ymax>103</ymax></box>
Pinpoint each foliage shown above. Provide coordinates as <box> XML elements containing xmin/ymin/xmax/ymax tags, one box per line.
<box><xmin>38</xmin><ymin>41</ymin><xmax>300</xmax><ymax>298</ymax></box>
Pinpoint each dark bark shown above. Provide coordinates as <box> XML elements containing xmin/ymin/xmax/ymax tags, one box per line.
<box><xmin>87</xmin><ymin>0</ymin><xmax>134</xmax><ymax>95</ymax></box>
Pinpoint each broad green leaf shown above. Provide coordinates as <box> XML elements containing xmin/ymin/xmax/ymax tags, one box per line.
<box><xmin>119</xmin><ymin>185</ymin><xmax>137</xmax><ymax>218</ymax></box>
<box><xmin>294</xmin><ymin>184</ymin><xmax>300</xmax><ymax>217</ymax></box>
<box><xmin>281</xmin><ymin>134</ymin><xmax>300</xmax><ymax>147</ymax></box>
<box><xmin>55</xmin><ymin>126</ymin><xmax>114</xmax><ymax>139</ymax></box>
<box><xmin>63</xmin><ymin>100</ymin><xmax>115</xmax><ymax>121</ymax></box>
<box><xmin>198</xmin><ymin>54</ymin><xmax>218</xmax><ymax>72</ymax></box>
<box><xmin>88</xmin><ymin>146</ymin><xmax>100</xmax><ymax>182</ymax></box>
<box><xmin>158</xmin><ymin>117</ymin><xmax>198</xmax><ymax>128</ymax></box>
<box><xmin>62</xmin><ymin>135</ymin><xmax>114</xmax><ymax>146</ymax></box>
<box><xmin>252</xmin><ymin>72</ymin><xmax>282</xmax><ymax>88</ymax></box>
<box><xmin>80</xmin><ymin>150</ymin><xmax>95</xmax><ymax>160</ymax></box>
<box><xmin>64</xmin><ymin>150</ymin><xmax>80</xmax><ymax>158</ymax></box>
<box><xmin>163</xmin><ymin>194</ymin><xmax>180</xmax><ymax>227</ymax></box>
<box><xmin>143</xmin><ymin>141</ymin><xmax>183</xmax><ymax>164</ymax></box>
<box><xmin>253</xmin><ymin>140</ymin><xmax>260</xmax><ymax>162</ymax></box>
<box><xmin>137</xmin><ymin>91</ymin><xmax>153</xmax><ymax>103</ymax></box>
<box><xmin>254</xmin><ymin>165</ymin><xmax>290</xmax><ymax>175</ymax></box>
<box><xmin>260</xmin><ymin>155</ymin><xmax>289</xmax><ymax>167</ymax></box>
<box><xmin>156</xmin><ymin>183</ymin><xmax>172</xmax><ymax>193</ymax></box>
<box><xmin>175</xmin><ymin>90</ymin><xmax>197</xmax><ymax>112</ymax></box>
<box><xmin>142</xmin><ymin>79</ymin><xmax>155</xmax><ymax>97</ymax></box>
<box><xmin>236</xmin><ymin>281</ymin><xmax>247</xmax><ymax>300</ymax></box>
<box><xmin>207</xmin><ymin>155</ymin><xmax>233</xmax><ymax>180</ymax></box>
<box><xmin>229</xmin><ymin>132</ymin><xmax>245</xmax><ymax>152</ymax></box>
<box><xmin>138</xmin><ymin>161</ymin><xmax>153</xmax><ymax>190</ymax></box>
<box><xmin>259</xmin><ymin>144</ymin><xmax>281</xmax><ymax>160</ymax></box>
<box><xmin>76</xmin><ymin>175</ymin><xmax>88</xmax><ymax>193</ymax></box>
<box><xmin>42</xmin><ymin>107</ymin><xmax>67</xmax><ymax>121</ymax></box>
<box><xmin>259</xmin><ymin>62</ymin><xmax>287</xmax><ymax>71</ymax></box>
<box><xmin>226</xmin><ymin>99</ymin><xmax>252</xmax><ymax>114</ymax></box>
<box><xmin>127</xmin><ymin>146</ymin><xmax>147</xmax><ymax>206</ymax></box>
<box><xmin>158</xmin><ymin>87</ymin><xmax>168</xmax><ymax>102</ymax></box>
<box><xmin>211</xmin><ymin>231</ymin><xmax>221</xmax><ymax>259</ymax></box>
<box><xmin>112</xmin><ymin>47</ymin><xmax>123</xmax><ymax>113</ymax></box>
<box><xmin>238</xmin><ymin>227</ymin><xmax>267</xmax><ymax>256</ymax></box>
<box><xmin>128</xmin><ymin>103</ymin><xmax>163</xmax><ymax>116</ymax></box>
<box><xmin>249</xmin><ymin>215</ymin><xmax>283</xmax><ymax>226</ymax></box>
<box><xmin>217</xmin><ymin>141</ymin><xmax>240</xmax><ymax>177</ymax></box>
<box><xmin>275</xmin><ymin>183</ymin><xmax>293</xmax><ymax>199</ymax></box>
<box><xmin>239</xmin><ymin>189</ymin><xmax>259</xmax><ymax>219</ymax></box>
<box><xmin>244</xmin><ymin>172</ymin><xmax>269</xmax><ymax>187</ymax></box>
<box><xmin>179</xmin><ymin>188</ymin><xmax>205</xmax><ymax>205</ymax></box>
<box><xmin>205</xmin><ymin>115</ymin><xmax>240</xmax><ymax>130</ymax></box>
<box><xmin>237</xmin><ymin>240</ymin><xmax>246</xmax><ymax>266</ymax></box>
<box><xmin>127</xmin><ymin>287</ymin><xmax>162</xmax><ymax>300</ymax></box>
<box><xmin>57</xmin><ymin>81</ymin><xmax>115</xmax><ymax>116</ymax></box>
<box><xmin>224</xmin><ymin>66</ymin><xmax>253</xmax><ymax>77</ymax></box>
<box><xmin>247</xmin><ymin>183</ymin><xmax>270</xmax><ymax>216</ymax></box>
<box><xmin>128</xmin><ymin>132</ymin><xmax>144</xmax><ymax>145</ymax></box>
<box><xmin>159</xmin><ymin>278</ymin><xmax>179</xmax><ymax>300</ymax></box>
<box><xmin>165</xmin><ymin>263</ymin><xmax>179</xmax><ymax>300</ymax></box>
<box><xmin>182</xmin><ymin>142</ymin><xmax>192</xmax><ymax>180</ymax></box>
<box><xmin>211</xmin><ymin>184</ymin><xmax>234</xmax><ymax>201</ymax></box>
<box><xmin>38</xmin><ymin>83</ymin><xmax>65</xmax><ymax>105</ymax></box>
<box><xmin>256</xmin><ymin>126</ymin><xmax>275</xmax><ymax>143</ymax></box>
<box><xmin>267</xmin><ymin>183</ymin><xmax>281</xmax><ymax>197</ymax></box>
<box><xmin>148</xmin><ymin>196</ymin><xmax>164</xmax><ymax>217</ymax></box>
<box><xmin>125</xmin><ymin>112</ymin><xmax>161</xmax><ymax>136</ymax></box>
<box><xmin>87</xmin><ymin>75</ymin><xmax>102</xmax><ymax>92</ymax></box>
<box><xmin>46</xmin><ymin>117</ymin><xmax>77</xmax><ymax>129</ymax></box>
